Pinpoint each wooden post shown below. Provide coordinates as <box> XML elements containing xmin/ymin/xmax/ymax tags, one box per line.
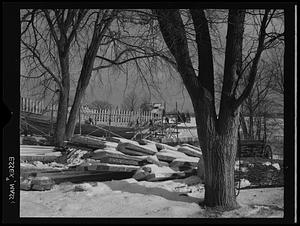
<box><xmin>176</xmin><ymin>102</ymin><xmax>178</xmax><ymax>140</ymax></box>
<box><xmin>161</xmin><ymin>103</ymin><xmax>164</xmax><ymax>136</ymax></box>
<box><xmin>26</xmin><ymin>98</ymin><xmax>29</xmax><ymax>112</ymax></box>
<box><xmin>79</xmin><ymin>104</ymin><xmax>81</xmax><ymax>135</ymax></box>
<box><xmin>108</xmin><ymin>107</ymin><xmax>111</xmax><ymax>139</ymax></box>
<box><xmin>263</xmin><ymin>114</ymin><xmax>267</xmax><ymax>143</ymax></box>
<box><xmin>49</xmin><ymin>103</ymin><xmax>54</xmax><ymax>136</ymax></box>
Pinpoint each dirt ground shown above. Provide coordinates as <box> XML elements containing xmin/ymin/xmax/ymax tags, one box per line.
<box><xmin>20</xmin><ymin>176</ymin><xmax>283</xmax><ymax>218</ymax></box>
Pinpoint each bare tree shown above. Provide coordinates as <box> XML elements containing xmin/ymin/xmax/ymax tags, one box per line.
<box><xmin>267</xmin><ymin>48</ymin><xmax>284</xmax><ymax>96</ymax></box>
<box><xmin>65</xmin><ymin>9</ymin><xmax>173</xmax><ymax>139</ymax></box>
<box><xmin>139</xmin><ymin>94</ymin><xmax>151</xmax><ymax>112</ymax></box>
<box><xmin>21</xmin><ymin>9</ymin><xmax>88</xmax><ymax>146</ymax></box>
<box><xmin>65</xmin><ymin>9</ymin><xmax>119</xmax><ymax>139</ymax></box>
<box><xmin>21</xmin><ymin>9</ymin><xmax>176</xmax><ymax>145</ymax></box>
<box><xmin>240</xmin><ymin>59</ymin><xmax>275</xmax><ymax>139</ymax></box>
<box><xmin>121</xmin><ymin>91</ymin><xmax>140</xmax><ymax>111</ymax></box>
<box><xmin>88</xmin><ymin>100</ymin><xmax>112</xmax><ymax>110</ymax></box>
<box><xmin>152</xmin><ymin>9</ymin><xmax>283</xmax><ymax>209</ymax></box>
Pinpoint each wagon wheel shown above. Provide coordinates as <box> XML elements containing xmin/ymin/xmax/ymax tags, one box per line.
<box><xmin>264</xmin><ymin>145</ymin><xmax>272</xmax><ymax>159</ymax></box>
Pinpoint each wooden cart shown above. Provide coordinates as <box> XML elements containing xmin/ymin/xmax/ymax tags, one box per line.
<box><xmin>237</xmin><ymin>139</ymin><xmax>272</xmax><ymax>159</ymax></box>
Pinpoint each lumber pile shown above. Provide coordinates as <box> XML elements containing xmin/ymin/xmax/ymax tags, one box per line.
<box><xmin>20</xmin><ymin>135</ymin><xmax>204</xmax><ymax>190</ymax></box>
<box><xmin>72</xmin><ymin>137</ymin><xmax>203</xmax><ymax>179</ymax></box>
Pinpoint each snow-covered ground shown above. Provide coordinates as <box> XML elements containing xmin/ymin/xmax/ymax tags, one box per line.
<box><xmin>20</xmin><ymin>176</ymin><xmax>283</xmax><ymax>218</ymax></box>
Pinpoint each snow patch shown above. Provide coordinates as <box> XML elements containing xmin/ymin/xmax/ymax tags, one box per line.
<box><xmin>86</xmin><ymin>183</ymin><xmax>112</xmax><ymax>196</ymax></box>
<box><xmin>177</xmin><ymin>176</ymin><xmax>202</xmax><ymax>186</ymax></box>
<box><xmin>239</xmin><ymin>179</ymin><xmax>251</xmax><ymax>188</ymax></box>
<box><xmin>272</xmin><ymin>163</ymin><xmax>281</xmax><ymax>171</ymax></box>
<box><xmin>234</xmin><ymin>160</ymin><xmax>244</xmax><ymax>170</ymax></box>
<box><xmin>262</xmin><ymin>162</ymin><xmax>271</xmax><ymax>166</ymax></box>
<box><xmin>240</xmin><ymin>167</ymin><xmax>248</xmax><ymax>173</ymax></box>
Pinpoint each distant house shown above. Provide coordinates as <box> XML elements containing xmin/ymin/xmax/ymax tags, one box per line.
<box><xmin>150</xmin><ymin>103</ymin><xmax>164</xmax><ymax>114</ymax></box>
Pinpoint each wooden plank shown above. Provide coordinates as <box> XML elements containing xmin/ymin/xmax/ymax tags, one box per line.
<box><xmin>68</xmin><ymin>135</ymin><xmax>106</xmax><ymax>149</ymax></box>
<box><xmin>20</xmin><ymin>155</ymin><xmax>59</xmax><ymax>162</ymax></box>
<box><xmin>20</xmin><ymin>145</ymin><xmax>55</xmax><ymax>149</ymax></box>
<box><xmin>146</xmin><ymin>172</ymin><xmax>187</xmax><ymax>182</ymax></box>
<box><xmin>90</xmin><ymin>149</ymin><xmax>142</xmax><ymax>162</ymax></box>
<box><xmin>117</xmin><ymin>142</ymin><xmax>157</xmax><ymax>155</ymax></box>
<box><xmin>181</xmin><ymin>143</ymin><xmax>201</xmax><ymax>152</ymax></box>
<box><xmin>97</xmin><ymin>156</ymin><xmax>140</xmax><ymax>166</ymax></box>
<box><xmin>78</xmin><ymin>162</ymin><xmax>139</xmax><ymax>172</ymax></box>
<box><xmin>156</xmin><ymin>149</ymin><xmax>188</xmax><ymax>162</ymax></box>
<box><xmin>22</xmin><ymin>170</ymin><xmax>135</xmax><ymax>185</ymax></box>
<box><xmin>177</xmin><ymin>146</ymin><xmax>202</xmax><ymax>158</ymax></box>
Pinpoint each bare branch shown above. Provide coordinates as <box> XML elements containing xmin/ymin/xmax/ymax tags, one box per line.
<box><xmin>234</xmin><ymin>9</ymin><xmax>270</xmax><ymax>109</ymax></box>
<box><xmin>43</xmin><ymin>10</ymin><xmax>59</xmax><ymax>45</ymax></box>
<box><xmin>21</xmin><ymin>39</ymin><xmax>62</xmax><ymax>90</ymax></box>
<box><xmin>152</xmin><ymin>9</ymin><xmax>199</xmax><ymax>100</ymax></box>
<box><xmin>190</xmin><ymin>9</ymin><xmax>216</xmax><ymax>115</ymax></box>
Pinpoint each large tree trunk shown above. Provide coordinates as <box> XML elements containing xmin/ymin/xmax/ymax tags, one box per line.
<box><xmin>54</xmin><ymin>88</ymin><xmax>69</xmax><ymax>146</ymax></box>
<box><xmin>65</xmin><ymin>76</ymin><xmax>90</xmax><ymax>140</ymax></box>
<box><xmin>202</xmin><ymin>122</ymin><xmax>239</xmax><ymax>209</ymax></box>
<box><xmin>54</xmin><ymin>53</ymin><xmax>70</xmax><ymax>146</ymax></box>
<box><xmin>153</xmin><ymin>8</ymin><xmax>255</xmax><ymax>210</ymax></box>
<box><xmin>65</xmin><ymin>41</ymin><xmax>101</xmax><ymax>140</ymax></box>
<box><xmin>194</xmin><ymin>98</ymin><xmax>240</xmax><ymax>210</ymax></box>
<box><xmin>65</xmin><ymin>10</ymin><xmax>117</xmax><ymax>140</ymax></box>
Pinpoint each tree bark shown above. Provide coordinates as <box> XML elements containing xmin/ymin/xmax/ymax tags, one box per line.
<box><xmin>65</xmin><ymin>49</ymin><xmax>98</xmax><ymax>140</ymax></box>
<box><xmin>54</xmin><ymin>53</ymin><xmax>70</xmax><ymax>146</ymax></box>
<box><xmin>193</xmin><ymin>98</ymin><xmax>240</xmax><ymax>210</ymax></box>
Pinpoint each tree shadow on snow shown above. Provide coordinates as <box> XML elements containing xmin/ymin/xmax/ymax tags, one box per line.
<box><xmin>104</xmin><ymin>180</ymin><xmax>203</xmax><ymax>204</ymax></box>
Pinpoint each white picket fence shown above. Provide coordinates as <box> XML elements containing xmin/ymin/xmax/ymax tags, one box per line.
<box><xmin>20</xmin><ymin>97</ymin><xmax>161</xmax><ymax>127</ymax></box>
<box><xmin>20</xmin><ymin>97</ymin><xmax>46</xmax><ymax>115</ymax></box>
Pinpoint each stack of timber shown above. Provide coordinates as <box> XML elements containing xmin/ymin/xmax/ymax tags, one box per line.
<box><xmin>20</xmin><ymin>135</ymin><xmax>204</xmax><ymax>190</ymax></box>
<box><xmin>67</xmin><ymin>136</ymin><xmax>203</xmax><ymax>180</ymax></box>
